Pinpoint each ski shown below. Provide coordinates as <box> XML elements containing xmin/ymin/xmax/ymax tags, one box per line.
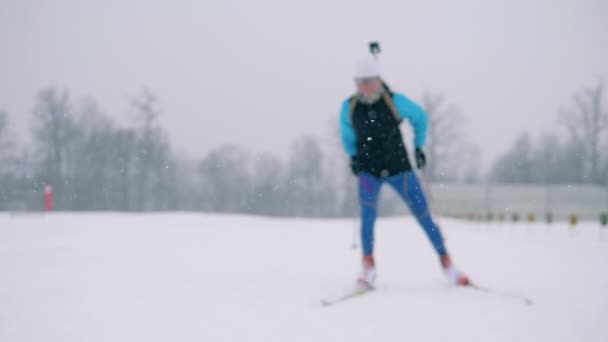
<box><xmin>467</xmin><ymin>283</ymin><xmax>534</xmax><ymax>306</ymax></box>
<box><xmin>321</xmin><ymin>287</ymin><xmax>373</xmax><ymax>307</ymax></box>
<box><xmin>321</xmin><ymin>283</ymin><xmax>532</xmax><ymax>307</ymax></box>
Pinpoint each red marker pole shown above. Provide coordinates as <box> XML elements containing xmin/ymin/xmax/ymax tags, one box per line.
<box><xmin>44</xmin><ymin>184</ymin><xmax>54</xmax><ymax>211</ymax></box>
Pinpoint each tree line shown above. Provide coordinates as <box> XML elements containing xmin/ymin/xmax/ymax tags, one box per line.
<box><xmin>0</xmin><ymin>82</ymin><xmax>605</xmax><ymax>215</ymax></box>
<box><xmin>491</xmin><ymin>81</ymin><xmax>608</xmax><ymax>185</ymax></box>
<box><xmin>0</xmin><ymin>87</ymin><xmax>352</xmax><ymax>215</ymax></box>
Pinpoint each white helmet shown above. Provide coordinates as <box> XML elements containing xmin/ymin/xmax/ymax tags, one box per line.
<box><xmin>354</xmin><ymin>57</ymin><xmax>381</xmax><ymax>79</ymax></box>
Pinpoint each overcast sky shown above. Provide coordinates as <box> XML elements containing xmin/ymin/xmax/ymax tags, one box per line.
<box><xmin>1</xmin><ymin>0</ymin><xmax>607</xmax><ymax>169</ymax></box>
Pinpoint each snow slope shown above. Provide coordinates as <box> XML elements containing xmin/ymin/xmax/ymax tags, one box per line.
<box><xmin>1</xmin><ymin>213</ymin><xmax>607</xmax><ymax>342</ymax></box>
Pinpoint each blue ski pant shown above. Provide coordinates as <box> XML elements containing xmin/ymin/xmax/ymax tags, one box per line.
<box><xmin>358</xmin><ymin>171</ymin><xmax>447</xmax><ymax>257</ymax></box>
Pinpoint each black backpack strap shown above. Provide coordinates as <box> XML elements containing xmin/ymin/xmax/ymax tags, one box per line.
<box><xmin>348</xmin><ymin>95</ymin><xmax>358</xmax><ymax>123</ymax></box>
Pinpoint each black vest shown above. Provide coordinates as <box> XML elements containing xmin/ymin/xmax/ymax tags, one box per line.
<box><xmin>350</xmin><ymin>94</ymin><xmax>412</xmax><ymax>177</ymax></box>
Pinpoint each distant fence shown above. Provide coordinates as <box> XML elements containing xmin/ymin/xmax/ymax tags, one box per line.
<box><xmin>381</xmin><ymin>183</ymin><xmax>608</xmax><ymax>223</ymax></box>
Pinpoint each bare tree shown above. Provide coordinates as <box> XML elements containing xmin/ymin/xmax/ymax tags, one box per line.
<box><xmin>458</xmin><ymin>142</ymin><xmax>482</xmax><ymax>184</ymax></box>
<box><xmin>558</xmin><ymin>81</ymin><xmax>608</xmax><ymax>184</ymax></box>
<box><xmin>284</xmin><ymin>135</ymin><xmax>336</xmax><ymax>216</ymax></box>
<box><xmin>325</xmin><ymin>117</ymin><xmax>356</xmax><ymax>217</ymax></box>
<box><xmin>0</xmin><ymin>110</ymin><xmax>15</xmax><ymax>169</ymax></box>
<box><xmin>420</xmin><ymin>92</ymin><xmax>470</xmax><ymax>183</ymax></box>
<box><xmin>492</xmin><ymin>132</ymin><xmax>535</xmax><ymax>184</ymax></box>
<box><xmin>69</xmin><ymin>99</ymin><xmax>139</xmax><ymax>210</ymax></box>
<box><xmin>251</xmin><ymin>153</ymin><xmax>285</xmax><ymax>215</ymax></box>
<box><xmin>490</xmin><ymin>132</ymin><xmax>592</xmax><ymax>185</ymax></box>
<box><xmin>0</xmin><ymin>110</ymin><xmax>15</xmax><ymax>208</ymax></box>
<box><xmin>130</xmin><ymin>89</ymin><xmax>174</xmax><ymax>211</ymax></box>
<box><xmin>536</xmin><ymin>134</ymin><xmax>561</xmax><ymax>184</ymax></box>
<box><xmin>198</xmin><ymin>144</ymin><xmax>253</xmax><ymax>213</ymax></box>
<box><xmin>0</xmin><ymin>111</ymin><xmax>11</xmax><ymax>154</ymax></box>
<box><xmin>31</xmin><ymin>87</ymin><xmax>78</xmax><ymax>208</ymax></box>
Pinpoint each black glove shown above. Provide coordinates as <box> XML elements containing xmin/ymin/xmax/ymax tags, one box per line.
<box><xmin>350</xmin><ymin>156</ymin><xmax>362</xmax><ymax>175</ymax></box>
<box><xmin>415</xmin><ymin>147</ymin><xmax>426</xmax><ymax>170</ymax></box>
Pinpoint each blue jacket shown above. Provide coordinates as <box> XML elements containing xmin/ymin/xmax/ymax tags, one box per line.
<box><xmin>339</xmin><ymin>92</ymin><xmax>428</xmax><ymax>157</ymax></box>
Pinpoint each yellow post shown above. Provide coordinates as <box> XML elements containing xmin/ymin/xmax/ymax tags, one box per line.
<box><xmin>497</xmin><ymin>212</ymin><xmax>505</xmax><ymax>223</ymax></box>
<box><xmin>569</xmin><ymin>214</ymin><xmax>578</xmax><ymax>227</ymax></box>
<box><xmin>527</xmin><ymin>213</ymin><xmax>536</xmax><ymax>223</ymax></box>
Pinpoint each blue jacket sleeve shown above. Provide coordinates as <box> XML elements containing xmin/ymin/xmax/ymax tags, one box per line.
<box><xmin>393</xmin><ymin>93</ymin><xmax>428</xmax><ymax>148</ymax></box>
<box><xmin>339</xmin><ymin>99</ymin><xmax>357</xmax><ymax>157</ymax></box>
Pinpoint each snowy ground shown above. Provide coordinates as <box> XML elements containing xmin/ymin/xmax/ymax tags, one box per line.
<box><xmin>1</xmin><ymin>213</ymin><xmax>607</xmax><ymax>342</ymax></box>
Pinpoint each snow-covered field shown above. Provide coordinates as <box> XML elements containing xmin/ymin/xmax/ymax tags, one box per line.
<box><xmin>1</xmin><ymin>213</ymin><xmax>607</xmax><ymax>342</ymax></box>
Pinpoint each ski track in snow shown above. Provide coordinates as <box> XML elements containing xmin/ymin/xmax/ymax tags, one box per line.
<box><xmin>1</xmin><ymin>213</ymin><xmax>607</xmax><ymax>342</ymax></box>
